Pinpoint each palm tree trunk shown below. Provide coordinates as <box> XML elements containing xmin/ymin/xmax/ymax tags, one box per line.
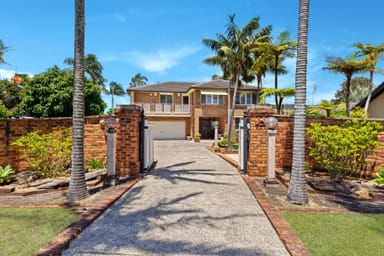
<box><xmin>274</xmin><ymin>56</ymin><xmax>279</xmax><ymax>110</ymax></box>
<box><xmin>364</xmin><ymin>70</ymin><xmax>374</xmax><ymax>115</ymax></box>
<box><xmin>227</xmin><ymin>73</ymin><xmax>240</xmax><ymax>150</ymax></box>
<box><xmin>345</xmin><ymin>75</ymin><xmax>352</xmax><ymax>118</ymax></box>
<box><xmin>67</xmin><ymin>0</ymin><xmax>89</xmax><ymax>202</ymax></box>
<box><xmin>287</xmin><ymin>0</ymin><xmax>310</xmax><ymax>205</ymax></box>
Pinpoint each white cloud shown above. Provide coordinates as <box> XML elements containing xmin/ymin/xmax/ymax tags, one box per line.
<box><xmin>123</xmin><ymin>46</ymin><xmax>201</xmax><ymax>73</ymax></box>
<box><xmin>0</xmin><ymin>69</ymin><xmax>15</xmax><ymax>80</ymax></box>
<box><xmin>0</xmin><ymin>69</ymin><xmax>34</xmax><ymax>80</ymax></box>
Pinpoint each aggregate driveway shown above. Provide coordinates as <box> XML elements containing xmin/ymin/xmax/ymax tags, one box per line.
<box><xmin>63</xmin><ymin>140</ymin><xmax>289</xmax><ymax>256</ymax></box>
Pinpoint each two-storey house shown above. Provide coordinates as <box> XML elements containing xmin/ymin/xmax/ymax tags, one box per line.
<box><xmin>127</xmin><ymin>79</ymin><xmax>258</xmax><ymax>140</ymax></box>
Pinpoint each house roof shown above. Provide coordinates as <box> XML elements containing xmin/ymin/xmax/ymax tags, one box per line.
<box><xmin>127</xmin><ymin>79</ymin><xmax>258</xmax><ymax>93</ymax></box>
<box><xmin>191</xmin><ymin>79</ymin><xmax>258</xmax><ymax>91</ymax></box>
<box><xmin>128</xmin><ymin>82</ymin><xmax>196</xmax><ymax>93</ymax></box>
<box><xmin>355</xmin><ymin>81</ymin><xmax>384</xmax><ymax>108</ymax></box>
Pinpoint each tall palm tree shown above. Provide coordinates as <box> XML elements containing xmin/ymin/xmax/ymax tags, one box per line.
<box><xmin>249</xmin><ymin>49</ymin><xmax>273</xmax><ymax>103</ymax></box>
<box><xmin>323</xmin><ymin>56</ymin><xmax>367</xmax><ymax>117</ymax></box>
<box><xmin>353</xmin><ymin>42</ymin><xmax>384</xmax><ymax>115</ymax></box>
<box><xmin>203</xmin><ymin>14</ymin><xmax>271</xmax><ymax>149</ymax></box>
<box><xmin>260</xmin><ymin>87</ymin><xmax>295</xmax><ymax>114</ymax></box>
<box><xmin>256</xmin><ymin>31</ymin><xmax>297</xmax><ymax>110</ymax></box>
<box><xmin>67</xmin><ymin>0</ymin><xmax>89</xmax><ymax>202</ymax></box>
<box><xmin>106</xmin><ymin>81</ymin><xmax>125</xmax><ymax>110</ymax></box>
<box><xmin>129</xmin><ymin>73</ymin><xmax>148</xmax><ymax>88</ymax></box>
<box><xmin>64</xmin><ymin>53</ymin><xmax>105</xmax><ymax>88</ymax></box>
<box><xmin>287</xmin><ymin>0</ymin><xmax>310</xmax><ymax>205</ymax></box>
<box><xmin>0</xmin><ymin>39</ymin><xmax>11</xmax><ymax>65</ymax></box>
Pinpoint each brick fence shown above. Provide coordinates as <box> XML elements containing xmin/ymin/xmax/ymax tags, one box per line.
<box><xmin>0</xmin><ymin>105</ymin><xmax>142</xmax><ymax>177</ymax></box>
<box><xmin>247</xmin><ymin>106</ymin><xmax>384</xmax><ymax>177</ymax></box>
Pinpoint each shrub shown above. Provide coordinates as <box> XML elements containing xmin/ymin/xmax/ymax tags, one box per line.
<box><xmin>218</xmin><ymin>132</ymin><xmax>238</xmax><ymax>149</ymax></box>
<box><xmin>373</xmin><ymin>168</ymin><xmax>384</xmax><ymax>185</ymax></box>
<box><xmin>0</xmin><ymin>100</ymin><xmax>9</xmax><ymax>118</ymax></box>
<box><xmin>12</xmin><ymin>127</ymin><xmax>72</xmax><ymax>178</ymax></box>
<box><xmin>0</xmin><ymin>165</ymin><xmax>14</xmax><ymax>185</ymax></box>
<box><xmin>307</xmin><ymin>120</ymin><xmax>382</xmax><ymax>179</ymax></box>
<box><xmin>350</xmin><ymin>107</ymin><xmax>368</xmax><ymax>119</ymax></box>
<box><xmin>86</xmin><ymin>158</ymin><xmax>104</xmax><ymax>170</ymax></box>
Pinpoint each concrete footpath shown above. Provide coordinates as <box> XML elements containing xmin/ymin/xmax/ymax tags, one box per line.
<box><xmin>62</xmin><ymin>140</ymin><xmax>289</xmax><ymax>256</ymax></box>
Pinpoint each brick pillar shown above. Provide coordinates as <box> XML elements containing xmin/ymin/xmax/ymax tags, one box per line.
<box><xmin>247</xmin><ymin>106</ymin><xmax>274</xmax><ymax>176</ymax></box>
<box><xmin>114</xmin><ymin>105</ymin><xmax>142</xmax><ymax>177</ymax></box>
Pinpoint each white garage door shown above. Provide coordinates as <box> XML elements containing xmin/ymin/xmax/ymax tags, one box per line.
<box><xmin>151</xmin><ymin>121</ymin><xmax>186</xmax><ymax>140</ymax></box>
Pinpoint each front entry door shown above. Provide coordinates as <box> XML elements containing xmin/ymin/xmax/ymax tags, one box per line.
<box><xmin>199</xmin><ymin>117</ymin><xmax>215</xmax><ymax>139</ymax></box>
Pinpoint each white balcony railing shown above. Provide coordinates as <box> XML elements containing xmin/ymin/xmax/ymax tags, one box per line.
<box><xmin>135</xmin><ymin>103</ymin><xmax>190</xmax><ymax>114</ymax></box>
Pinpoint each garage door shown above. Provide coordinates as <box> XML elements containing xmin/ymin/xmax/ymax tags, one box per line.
<box><xmin>151</xmin><ymin>121</ymin><xmax>186</xmax><ymax>140</ymax></box>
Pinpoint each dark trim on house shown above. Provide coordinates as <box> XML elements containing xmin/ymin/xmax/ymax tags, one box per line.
<box><xmin>355</xmin><ymin>81</ymin><xmax>384</xmax><ymax>108</ymax></box>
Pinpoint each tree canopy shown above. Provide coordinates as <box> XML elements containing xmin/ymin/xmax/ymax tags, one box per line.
<box><xmin>16</xmin><ymin>66</ymin><xmax>106</xmax><ymax>117</ymax></box>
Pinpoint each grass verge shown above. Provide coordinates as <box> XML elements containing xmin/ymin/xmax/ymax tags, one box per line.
<box><xmin>0</xmin><ymin>207</ymin><xmax>78</xmax><ymax>256</ymax></box>
<box><xmin>282</xmin><ymin>211</ymin><xmax>384</xmax><ymax>256</ymax></box>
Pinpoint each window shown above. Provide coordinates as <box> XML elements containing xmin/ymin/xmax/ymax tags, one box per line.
<box><xmin>160</xmin><ymin>94</ymin><xmax>173</xmax><ymax>104</ymax></box>
<box><xmin>201</xmin><ymin>94</ymin><xmax>224</xmax><ymax>104</ymax></box>
<box><xmin>236</xmin><ymin>92</ymin><xmax>257</xmax><ymax>104</ymax></box>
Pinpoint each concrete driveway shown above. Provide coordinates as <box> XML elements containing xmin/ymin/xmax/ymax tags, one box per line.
<box><xmin>63</xmin><ymin>140</ymin><xmax>289</xmax><ymax>256</ymax></box>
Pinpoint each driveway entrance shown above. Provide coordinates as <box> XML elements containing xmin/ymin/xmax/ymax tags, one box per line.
<box><xmin>63</xmin><ymin>140</ymin><xmax>288</xmax><ymax>255</ymax></box>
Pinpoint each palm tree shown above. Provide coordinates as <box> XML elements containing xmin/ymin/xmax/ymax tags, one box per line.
<box><xmin>249</xmin><ymin>49</ymin><xmax>273</xmax><ymax>103</ymax></box>
<box><xmin>323</xmin><ymin>56</ymin><xmax>367</xmax><ymax>117</ymax></box>
<box><xmin>129</xmin><ymin>73</ymin><xmax>148</xmax><ymax>88</ymax></box>
<box><xmin>287</xmin><ymin>0</ymin><xmax>310</xmax><ymax>205</ymax></box>
<box><xmin>64</xmin><ymin>53</ymin><xmax>105</xmax><ymax>88</ymax></box>
<box><xmin>67</xmin><ymin>0</ymin><xmax>89</xmax><ymax>202</ymax></box>
<box><xmin>0</xmin><ymin>39</ymin><xmax>11</xmax><ymax>65</ymax></box>
<box><xmin>203</xmin><ymin>14</ymin><xmax>271</xmax><ymax>149</ymax></box>
<box><xmin>353</xmin><ymin>42</ymin><xmax>384</xmax><ymax>115</ymax></box>
<box><xmin>260</xmin><ymin>87</ymin><xmax>295</xmax><ymax>114</ymax></box>
<box><xmin>315</xmin><ymin>99</ymin><xmax>334</xmax><ymax>117</ymax></box>
<box><xmin>106</xmin><ymin>81</ymin><xmax>125</xmax><ymax>110</ymax></box>
<box><xmin>256</xmin><ymin>31</ymin><xmax>297</xmax><ymax>109</ymax></box>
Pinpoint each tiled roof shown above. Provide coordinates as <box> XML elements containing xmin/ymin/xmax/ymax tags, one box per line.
<box><xmin>127</xmin><ymin>79</ymin><xmax>258</xmax><ymax>93</ymax></box>
<box><xmin>191</xmin><ymin>79</ymin><xmax>258</xmax><ymax>91</ymax></box>
<box><xmin>127</xmin><ymin>82</ymin><xmax>196</xmax><ymax>93</ymax></box>
<box><xmin>355</xmin><ymin>81</ymin><xmax>384</xmax><ymax>108</ymax></box>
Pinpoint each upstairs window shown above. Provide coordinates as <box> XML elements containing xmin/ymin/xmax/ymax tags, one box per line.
<box><xmin>160</xmin><ymin>94</ymin><xmax>173</xmax><ymax>104</ymax></box>
<box><xmin>236</xmin><ymin>92</ymin><xmax>257</xmax><ymax>104</ymax></box>
<box><xmin>201</xmin><ymin>94</ymin><xmax>224</xmax><ymax>104</ymax></box>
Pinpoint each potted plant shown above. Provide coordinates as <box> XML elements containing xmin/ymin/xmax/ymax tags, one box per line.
<box><xmin>194</xmin><ymin>132</ymin><xmax>201</xmax><ymax>142</ymax></box>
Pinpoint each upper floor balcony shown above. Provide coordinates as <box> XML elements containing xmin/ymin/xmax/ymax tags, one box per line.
<box><xmin>135</xmin><ymin>103</ymin><xmax>191</xmax><ymax>116</ymax></box>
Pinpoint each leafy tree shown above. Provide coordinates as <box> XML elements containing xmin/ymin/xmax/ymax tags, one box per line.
<box><xmin>260</xmin><ymin>87</ymin><xmax>295</xmax><ymax>114</ymax></box>
<box><xmin>67</xmin><ymin>0</ymin><xmax>88</xmax><ymax>202</ymax></box>
<box><xmin>353</xmin><ymin>43</ymin><xmax>384</xmax><ymax>115</ymax></box>
<box><xmin>287</xmin><ymin>0</ymin><xmax>310</xmax><ymax>205</ymax></box>
<box><xmin>129</xmin><ymin>73</ymin><xmax>148</xmax><ymax>88</ymax></box>
<box><xmin>0</xmin><ymin>39</ymin><xmax>11</xmax><ymax>65</ymax></box>
<box><xmin>64</xmin><ymin>53</ymin><xmax>105</xmax><ymax>88</ymax></box>
<box><xmin>333</xmin><ymin>77</ymin><xmax>371</xmax><ymax>104</ymax></box>
<box><xmin>323</xmin><ymin>56</ymin><xmax>367</xmax><ymax>117</ymax></box>
<box><xmin>106</xmin><ymin>81</ymin><xmax>125</xmax><ymax>110</ymax></box>
<box><xmin>256</xmin><ymin>31</ymin><xmax>297</xmax><ymax>108</ymax></box>
<box><xmin>16</xmin><ymin>66</ymin><xmax>105</xmax><ymax>117</ymax></box>
<box><xmin>203</xmin><ymin>14</ymin><xmax>272</xmax><ymax>149</ymax></box>
<box><xmin>0</xmin><ymin>100</ymin><xmax>9</xmax><ymax>118</ymax></box>
<box><xmin>0</xmin><ymin>79</ymin><xmax>23</xmax><ymax>111</ymax></box>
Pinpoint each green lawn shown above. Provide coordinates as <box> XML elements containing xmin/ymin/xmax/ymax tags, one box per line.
<box><xmin>282</xmin><ymin>211</ymin><xmax>384</xmax><ymax>256</ymax></box>
<box><xmin>0</xmin><ymin>207</ymin><xmax>79</xmax><ymax>256</ymax></box>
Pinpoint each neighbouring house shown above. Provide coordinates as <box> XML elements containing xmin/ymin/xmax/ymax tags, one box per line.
<box><xmin>127</xmin><ymin>79</ymin><xmax>259</xmax><ymax>140</ymax></box>
<box><xmin>355</xmin><ymin>81</ymin><xmax>384</xmax><ymax>118</ymax></box>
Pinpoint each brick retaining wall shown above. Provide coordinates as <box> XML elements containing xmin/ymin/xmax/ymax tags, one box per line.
<box><xmin>247</xmin><ymin>106</ymin><xmax>384</xmax><ymax>177</ymax></box>
<box><xmin>0</xmin><ymin>105</ymin><xmax>142</xmax><ymax>177</ymax></box>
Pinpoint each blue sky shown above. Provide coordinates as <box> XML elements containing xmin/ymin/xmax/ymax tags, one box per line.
<box><xmin>1</xmin><ymin>0</ymin><xmax>383</xmax><ymax>110</ymax></box>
